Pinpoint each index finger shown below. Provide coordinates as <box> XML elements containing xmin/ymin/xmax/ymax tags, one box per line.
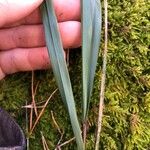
<box><xmin>0</xmin><ymin>0</ymin><xmax>43</xmax><ymax>27</ymax></box>
<box><xmin>2</xmin><ymin>0</ymin><xmax>81</xmax><ymax>28</ymax></box>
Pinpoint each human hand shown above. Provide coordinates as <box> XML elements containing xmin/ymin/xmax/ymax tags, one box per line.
<box><xmin>0</xmin><ymin>0</ymin><xmax>81</xmax><ymax>80</ymax></box>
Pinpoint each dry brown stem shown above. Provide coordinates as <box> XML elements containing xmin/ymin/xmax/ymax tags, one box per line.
<box><xmin>95</xmin><ymin>0</ymin><xmax>108</xmax><ymax>149</ymax></box>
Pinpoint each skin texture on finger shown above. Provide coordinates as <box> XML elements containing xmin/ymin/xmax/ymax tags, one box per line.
<box><xmin>1</xmin><ymin>0</ymin><xmax>80</xmax><ymax>28</ymax></box>
<box><xmin>20</xmin><ymin>0</ymin><xmax>81</xmax><ymax>24</ymax></box>
<box><xmin>0</xmin><ymin>47</ymin><xmax>67</xmax><ymax>79</ymax></box>
<box><xmin>4</xmin><ymin>9</ymin><xmax>42</xmax><ymax>28</ymax></box>
<box><xmin>0</xmin><ymin>47</ymin><xmax>50</xmax><ymax>77</ymax></box>
<box><xmin>54</xmin><ymin>0</ymin><xmax>80</xmax><ymax>22</ymax></box>
<box><xmin>0</xmin><ymin>21</ymin><xmax>81</xmax><ymax>50</ymax></box>
<box><xmin>0</xmin><ymin>0</ymin><xmax>43</xmax><ymax>27</ymax></box>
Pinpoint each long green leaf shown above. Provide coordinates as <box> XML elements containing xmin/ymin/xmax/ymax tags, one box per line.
<box><xmin>82</xmin><ymin>0</ymin><xmax>102</xmax><ymax>120</ymax></box>
<box><xmin>41</xmin><ymin>1</ymin><xmax>83</xmax><ymax>149</ymax></box>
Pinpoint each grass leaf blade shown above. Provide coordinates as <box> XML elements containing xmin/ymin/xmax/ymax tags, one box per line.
<box><xmin>82</xmin><ymin>0</ymin><xmax>102</xmax><ymax>120</ymax></box>
<box><xmin>41</xmin><ymin>1</ymin><xmax>83</xmax><ymax>149</ymax></box>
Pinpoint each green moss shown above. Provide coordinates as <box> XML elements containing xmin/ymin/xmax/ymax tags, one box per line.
<box><xmin>0</xmin><ymin>0</ymin><xmax>149</xmax><ymax>149</ymax></box>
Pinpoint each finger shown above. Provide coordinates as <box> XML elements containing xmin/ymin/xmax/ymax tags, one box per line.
<box><xmin>4</xmin><ymin>9</ymin><xmax>42</xmax><ymax>28</ymax></box>
<box><xmin>21</xmin><ymin>0</ymin><xmax>81</xmax><ymax>24</ymax></box>
<box><xmin>0</xmin><ymin>21</ymin><xmax>81</xmax><ymax>50</ymax></box>
<box><xmin>53</xmin><ymin>0</ymin><xmax>81</xmax><ymax>22</ymax></box>
<box><xmin>0</xmin><ymin>0</ymin><xmax>43</xmax><ymax>27</ymax></box>
<box><xmin>0</xmin><ymin>47</ymin><xmax>66</xmax><ymax>79</ymax></box>
<box><xmin>0</xmin><ymin>47</ymin><xmax>49</xmax><ymax>79</ymax></box>
<box><xmin>2</xmin><ymin>0</ymin><xmax>81</xmax><ymax>28</ymax></box>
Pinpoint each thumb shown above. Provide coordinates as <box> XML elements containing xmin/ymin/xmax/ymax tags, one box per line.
<box><xmin>0</xmin><ymin>0</ymin><xmax>43</xmax><ymax>27</ymax></box>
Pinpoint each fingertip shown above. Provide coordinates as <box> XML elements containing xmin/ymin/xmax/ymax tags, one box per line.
<box><xmin>0</xmin><ymin>0</ymin><xmax>44</xmax><ymax>27</ymax></box>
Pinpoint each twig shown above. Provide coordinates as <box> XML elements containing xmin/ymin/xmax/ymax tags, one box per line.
<box><xmin>95</xmin><ymin>0</ymin><xmax>108</xmax><ymax>150</ymax></box>
<box><xmin>30</xmin><ymin>89</ymin><xmax>58</xmax><ymax>135</ymax></box>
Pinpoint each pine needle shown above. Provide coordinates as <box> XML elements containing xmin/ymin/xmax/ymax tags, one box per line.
<box><xmin>22</xmin><ymin>105</ymin><xmax>44</xmax><ymax>109</ymax></box>
<box><xmin>51</xmin><ymin>111</ymin><xmax>62</xmax><ymax>134</ymax></box>
<box><xmin>25</xmin><ymin>101</ymin><xmax>29</xmax><ymax>150</ymax></box>
<box><xmin>30</xmin><ymin>89</ymin><xmax>58</xmax><ymax>135</ymax></box>
<box><xmin>29</xmin><ymin>105</ymin><xmax>33</xmax><ymax>131</ymax></box>
<box><xmin>31</xmin><ymin>71</ymin><xmax>38</xmax><ymax>117</ymax></box>
<box><xmin>51</xmin><ymin>111</ymin><xmax>64</xmax><ymax>147</ymax></box>
<box><xmin>57</xmin><ymin>137</ymin><xmax>75</xmax><ymax>149</ymax></box>
<box><xmin>41</xmin><ymin>132</ymin><xmax>50</xmax><ymax>150</ymax></box>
